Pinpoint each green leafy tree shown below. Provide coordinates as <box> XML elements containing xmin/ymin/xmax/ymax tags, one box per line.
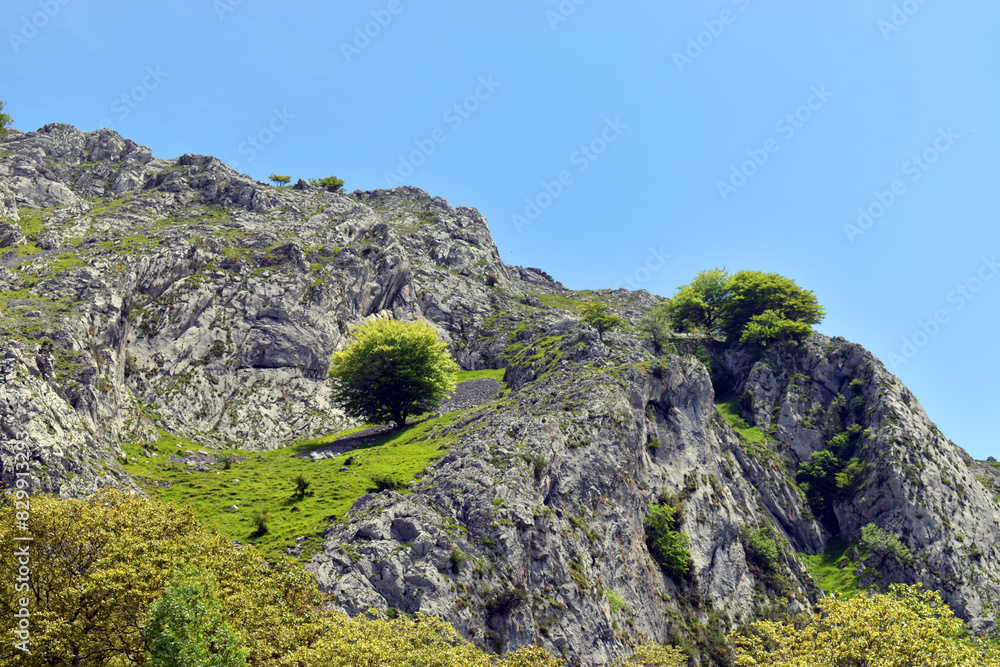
<box><xmin>659</xmin><ymin>268</ymin><xmax>730</xmax><ymax>333</ymax></box>
<box><xmin>328</xmin><ymin>317</ymin><xmax>458</xmax><ymax>429</ymax></box>
<box><xmin>720</xmin><ymin>270</ymin><xmax>824</xmax><ymax>341</ymax></box>
<box><xmin>268</xmin><ymin>174</ymin><xmax>291</xmax><ymax>186</ymax></box>
<box><xmin>309</xmin><ymin>175</ymin><xmax>344</xmax><ymax>192</ymax></box>
<box><xmin>146</xmin><ymin>567</ymin><xmax>247</xmax><ymax>667</ymax></box>
<box><xmin>581</xmin><ymin>299</ymin><xmax>625</xmax><ymax>339</ymax></box>
<box><xmin>0</xmin><ymin>100</ymin><xmax>12</xmax><ymax>139</ymax></box>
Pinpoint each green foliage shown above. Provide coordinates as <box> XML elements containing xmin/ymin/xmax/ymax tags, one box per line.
<box><xmin>738</xmin><ymin>309</ymin><xmax>813</xmax><ymax>348</ymax></box>
<box><xmin>250</xmin><ymin>508</ymin><xmax>270</xmax><ymax>537</ymax></box>
<box><xmin>835</xmin><ymin>457</ymin><xmax>870</xmax><ymax>494</ymax></box>
<box><xmin>721</xmin><ymin>270</ymin><xmax>825</xmax><ymax>341</ymax></box>
<box><xmin>797</xmin><ymin>425</ymin><xmax>868</xmax><ymax>530</ymax></box>
<box><xmin>581</xmin><ymin>299</ymin><xmax>625</xmax><ymax>338</ymax></box>
<box><xmin>615</xmin><ymin>644</ymin><xmax>687</xmax><ymax>667</ymax></box>
<box><xmin>368</xmin><ymin>473</ymin><xmax>405</xmax><ymax>492</ymax></box>
<box><xmin>861</xmin><ymin>523</ymin><xmax>913</xmax><ymax>564</ymax></box>
<box><xmin>268</xmin><ymin>173</ymin><xmax>291</xmax><ymax>186</ymax></box>
<box><xmin>146</xmin><ymin>567</ymin><xmax>247</xmax><ymax>667</ymax></box>
<box><xmin>658</xmin><ymin>269</ymin><xmax>823</xmax><ymax>347</ymax></box>
<box><xmin>0</xmin><ymin>100</ymin><xmax>11</xmax><ymax>138</ymax></box>
<box><xmin>638</xmin><ymin>304</ymin><xmax>678</xmax><ymax>354</ymax></box>
<box><xmin>0</xmin><ymin>490</ymin><xmax>326</xmax><ymax>666</ymax></box>
<box><xmin>644</xmin><ymin>501</ymin><xmax>691</xmax><ymax>578</ymax></box>
<box><xmin>309</xmin><ymin>175</ymin><xmax>345</xmax><ymax>192</ymax></box>
<box><xmin>659</xmin><ymin>268</ymin><xmax>730</xmax><ymax>333</ymax></box>
<box><xmin>292</xmin><ymin>472</ymin><xmax>311</xmax><ymax>498</ymax></box>
<box><xmin>732</xmin><ymin>584</ymin><xmax>995</xmax><ymax>666</ymax></box>
<box><xmin>607</xmin><ymin>590</ymin><xmax>629</xmax><ymax>614</ymax></box>
<box><xmin>745</xmin><ymin>528</ymin><xmax>780</xmax><ymax>573</ymax></box>
<box><xmin>329</xmin><ymin>317</ymin><xmax>458</xmax><ymax>429</ymax></box>
<box><xmin>532</xmin><ymin>454</ymin><xmax>548</xmax><ymax>482</ymax></box>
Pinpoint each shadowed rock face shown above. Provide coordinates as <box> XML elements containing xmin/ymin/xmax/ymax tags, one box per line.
<box><xmin>2</xmin><ymin>123</ymin><xmax>998</xmax><ymax>665</ymax></box>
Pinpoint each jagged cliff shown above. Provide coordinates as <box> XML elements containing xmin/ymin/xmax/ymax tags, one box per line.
<box><xmin>1</xmin><ymin>124</ymin><xmax>998</xmax><ymax>665</ymax></box>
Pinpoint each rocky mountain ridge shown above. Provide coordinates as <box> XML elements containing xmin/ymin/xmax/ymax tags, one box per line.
<box><xmin>1</xmin><ymin>123</ymin><xmax>998</xmax><ymax>665</ymax></box>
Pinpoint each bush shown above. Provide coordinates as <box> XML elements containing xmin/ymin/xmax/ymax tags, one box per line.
<box><xmin>835</xmin><ymin>457</ymin><xmax>870</xmax><ymax>494</ymax></box>
<box><xmin>0</xmin><ymin>490</ymin><xmax>325</xmax><ymax>666</ymax></box>
<box><xmin>268</xmin><ymin>174</ymin><xmax>291</xmax><ymax>186</ymax></box>
<box><xmin>721</xmin><ymin>271</ymin><xmax>824</xmax><ymax>341</ymax></box>
<box><xmin>309</xmin><ymin>175</ymin><xmax>344</xmax><ymax>192</ymax></box>
<box><xmin>644</xmin><ymin>502</ymin><xmax>691</xmax><ymax>578</ymax></box>
<box><xmin>861</xmin><ymin>523</ymin><xmax>912</xmax><ymax>564</ymax></box>
<box><xmin>329</xmin><ymin>317</ymin><xmax>458</xmax><ymax>429</ymax></box>
<box><xmin>249</xmin><ymin>508</ymin><xmax>270</xmax><ymax>537</ymax></box>
<box><xmin>656</xmin><ymin>269</ymin><xmax>824</xmax><ymax>345</ymax></box>
<box><xmin>217</xmin><ymin>453</ymin><xmax>238</xmax><ymax>470</ymax></box>
<box><xmin>292</xmin><ymin>473</ymin><xmax>311</xmax><ymax>498</ymax></box>
<box><xmin>532</xmin><ymin>454</ymin><xmax>548</xmax><ymax>482</ymax></box>
<box><xmin>369</xmin><ymin>474</ymin><xmax>405</xmax><ymax>493</ymax></box>
<box><xmin>745</xmin><ymin>528</ymin><xmax>780</xmax><ymax>573</ymax></box>
<box><xmin>450</xmin><ymin>548</ymin><xmax>466</xmax><ymax>574</ymax></box>
<box><xmin>657</xmin><ymin>268</ymin><xmax>730</xmax><ymax>333</ymax></box>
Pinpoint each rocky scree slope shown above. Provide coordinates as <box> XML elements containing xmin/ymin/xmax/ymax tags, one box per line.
<box><xmin>1</xmin><ymin>124</ymin><xmax>998</xmax><ymax>665</ymax></box>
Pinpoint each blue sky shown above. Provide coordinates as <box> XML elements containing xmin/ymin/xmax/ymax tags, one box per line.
<box><xmin>5</xmin><ymin>1</ymin><xmax>999</xmax><ymax>460</ymax></box>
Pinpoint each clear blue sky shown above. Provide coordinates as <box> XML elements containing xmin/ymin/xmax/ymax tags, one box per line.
<box><xmin>5</xmin><ymin>1</ymin><xmax>998</xmax><ymax>460</ymax></box>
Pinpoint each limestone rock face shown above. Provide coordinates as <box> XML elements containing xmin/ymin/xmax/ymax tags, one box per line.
<box><xmin>0</xmin><ymin>179</ymin><xmax>19</xmax><ymax>221</ymax></box>
<box><xmin>1</xmin><ymin>123</ymin><xmax>998</xmax><ymax>665</ymax></box>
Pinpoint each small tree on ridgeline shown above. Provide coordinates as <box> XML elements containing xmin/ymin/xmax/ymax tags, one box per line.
<box><xmin>328</xmin><ymin>317</ymin><xmax>458</xmax><ymax>430</ymax></box>
<box><xmin>309</xmin><ymin>176</ymin><xmax>344</xmax><ymax>193</ymax></box>
<box><xmin>269</xmin><ymin>174</ymin><xmax>291</xmax><ymax>186</ymax></box>
<box><xmin>658</xmin><ymin>269</ymin><xmax>824</xmax><ymax>347</ymax></box>
<box><xmin>0</xmin><ymin>100</ymin><xmax>13</xmax><ymax>139</ymax></box>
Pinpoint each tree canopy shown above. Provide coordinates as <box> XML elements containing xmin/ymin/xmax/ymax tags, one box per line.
<box><xmin>658</xmin><ymin>269</ymin><xmax>824</xmax><ymax>346</ymax></box>
<box><xmin>328</xmin><ymin>317</ymin><xmax>458</xmax><ymax>429</ymax></box>
<box><xmin>268</xmin><ymin>174</ymin><xmax>291</xmax><ymax>186</ymax></box>
<box><xmin>658</xmin><ymin>268</ymin><xmax>730</xmax><ymax>333</ymax></box>
<box><xmin>581</xmin><ymin>299</ymin><xmax>625</xmax><ymax>339</ymax></box>
<box><xmin>732</xmin><ymin>584</ymin><xmax>998</xmax><ymax>666</ymax></box>
<box><xmin>720</xmin><ymin>270</ymin><xmax>824</xmax><ymax>341</ymax></box>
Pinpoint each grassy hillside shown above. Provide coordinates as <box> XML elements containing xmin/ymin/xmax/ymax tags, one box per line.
<box><xmin>121</xmin><ymin>369</ymin><xmax>505</xmax><ymax>560</ymax></box>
